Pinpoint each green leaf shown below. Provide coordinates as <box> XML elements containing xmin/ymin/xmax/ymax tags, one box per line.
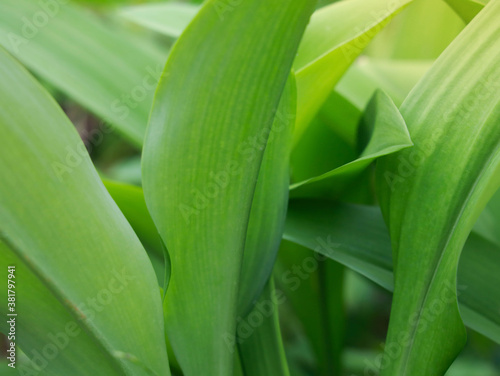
<box><xmin>236</xmin><ymin>75</ymin><xmax>295</xmax><ymax>316</ymax></box>
<box><xmin>141</xmin><ymin>1</ymin><xmax>316</xmax><ymax>375</ymax></box>
<box><xmin>111</xmin><ymin>0</ymin><xmax>414</xmax><ymax>148</ymax></box>
<box><xmin>290</xmin><ymin>114</ymin><xmax>358</xmax><ymax>191</ymax></box>
<box><xmin>283</xmin><ymin>199</ymin><xmax>500</xmax><ymax>345</ymax></box>
<box><xmin>118</xmin><ymin>2</ymin><xmax>199</xmax><ymax>38</ymax></box>
<box><xmin>237</xmin><ymin>279</ymin><xmax>290</xmax><ymax>376</ymax></box>
<box><xmin>0</xmin><ymin>47</ymin><xmax>169</xmax><ymax>375</ymax></box>
<box><xmin>292</xmin><ymin>0</ymin><xmax>413</xmax><ymax>144</ymax></box>
<box><xmin>375</xmin><ymin>2</ymin><xmax>500</xmax><ymax>373</ymax></box>
<box><xmin>277</xmin><ymin>241</ymin><xmax>345</xmax><ymax>376</ymax></box>
<box><xmin>0</xmin><ymin>0</ymin><xmax>167</xmax><ymax>146</ymax></box>
<box><xmin>471</xmin><ymin>188</ymin><xmax>500</xmax><ymax>247</ymax></box>
<box><xmin>103</xmin><ymin>179</ymin><xmax>165</xmax><ymax>285</ymax></box>
<box><xmin>290</xmin><ymin>90</ymin><xmax>412</xmax><ymax>198</ymax></box>
<box><xmin>445</xmin><ymin>0</ymin><xmax>487</xmax><ymax>23</ymax></box>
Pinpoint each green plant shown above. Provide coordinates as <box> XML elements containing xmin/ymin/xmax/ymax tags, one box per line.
<box><xmin>0</xmin><ymin>0</ymin><xmax>499</xmax><ymax>375</ymax></box>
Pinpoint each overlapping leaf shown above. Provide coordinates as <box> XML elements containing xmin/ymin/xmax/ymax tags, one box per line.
<box><xmin>141</xmin><ymin>1</ymin><xmax>316</xmax><ymax>375</ymax></box>
<box><xmin>113</xmin><ymin>0</ymin><xmax>415</xmax><ymax>148</ymax></box>
<box><xmin>0</xmin><ymin>47</ymin><xmax>169</xmax><ymax>376</ymax></box>
<box><xmin>292</xmin><ymin>0</ymin><xmax>413</xmax><ymax>144</ymax></box>
<box><xmin>375</xmin><ymin>2</ymin><xmax>500</xmax><ymax>374</ymax></box>
<box><xmin>290</xmin><ymin>90</ymin><xmax>412</xmax><ymax>198</ymax></box>
<box><xmin>0</xmin><ymin>0</ymin><xmax>167</xmax><ymax>146</ymax></box>
<box><xmin>283</xmin><ymin>200</ymin><xmax>500</xmax><ymax>345</ymax></box>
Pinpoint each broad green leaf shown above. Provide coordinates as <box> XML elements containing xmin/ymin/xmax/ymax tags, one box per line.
<box><xmin>237</xmin><ymin>279</ymin><xmax>290</xmax><ymax>376</ymax></box>
<box><xmin>375</xmin><ymin>2</ymin><xmax>500</xmax><ymax>373</ymax></box>
<box><xmin>0</xmin><ymin>47</ymin><xmax>169</xmax><ymax>375</ymax></box>
<box><xmin>290</xmin><ymin>91</ymin><xmax>412</xmax><ymax>198</ymax></box>
<box><xmin>113</xmin><ymin>0</ymin><xmax>414</xmax><ymax>147</ymax></box>
<box><xmin>141</xmin><ymin>1</ymin><xmax>316</xmax><ymax>375</ymax></box>
<box><xmin>292</xmin><ymin>0</ymin><xmax>413</xmax><ymax>144</ymax></box>
<box><xmin>283</xmin><ymin>200</ymin><xmax>500</xmax><ymax>345</ymax></box>
<box><xmin>118</xmin><ymin>2</ymin><xmax>199</xmax><ymax>38</ymax></box>
<box><xmin>445</xmin><ymin>0</ymin><xmax>487</xmax><ymax>22</ymax></box>
<box><xmin>0</xmin><ymin>0</ymin><xmax>167</xmax><ymax>146</ymax></box>
<box><xmin>0</xmin><ymin>242</ymin><xmax>123</xmax><ymax>376</ymax></box>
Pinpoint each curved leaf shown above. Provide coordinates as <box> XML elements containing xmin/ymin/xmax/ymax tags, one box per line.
<box><xmin>290</xmin><ymin>90</ymin><xmax>412</xmax><ymax>198</ymax></box>
<box><xmin>375</xmin><ymin>2</ymin><xmax>500</xmax><ymax>374</ymax></box>
<box><xmin>111</xmin><ymin>0</ymin><xmax>415</xmax><ymax>148</ymax></box>
<box><xmin>283</xmin><ymin>199</ymin><xmax>500</xmax><ymax>345</ymax></box>
<box><xmin>0</xmin><ymin>0</ymin><xmax>167</xmax><ymax>146</ymax></box>
<box><xmin>0</xmin><ymin>47</ymin><xmax>169</xmax><ymax>375</ymax></box>
<box><xmin>293</xmin><ymin>0</ymin><xmax>413</xmax><ymax>144</ymax></box>
<box><xmin>141</xmin><ymin>1</ymin><xmax>316</xmax><ymax>375</ymax></box>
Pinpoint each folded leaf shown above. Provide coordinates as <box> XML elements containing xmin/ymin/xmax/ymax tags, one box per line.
<box><xmin>290</xmin><ymin>91</ymin><xmax>412</xmax><ymax>198</ymax></box>
<box><xmin>0</xmin><ymin>0</ymin><xmax>167</xmax><ymax>146</ymax></box>
<box><xmin>0</xmin><ymin>47</ymin><xmax>169</xmax><ymax>376</ymax></box>
<box><xmin>141</xmin><ymin>1</ymin><xmax>316</xmax><ymax>375</ymax></box>
<box><xmin>293</xmin><ymin>0</ymin><xmax>413</xmax><ymax>144</ymax></box>
<box><xmin>375</xmin><ymin>2</ymin><xmax>500</xmax><ymax>373</ymax></box>
<box><xmin>445</xmin><ymin>0</ymin><xmax>487</xmax><ymax>22</ymax></box>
